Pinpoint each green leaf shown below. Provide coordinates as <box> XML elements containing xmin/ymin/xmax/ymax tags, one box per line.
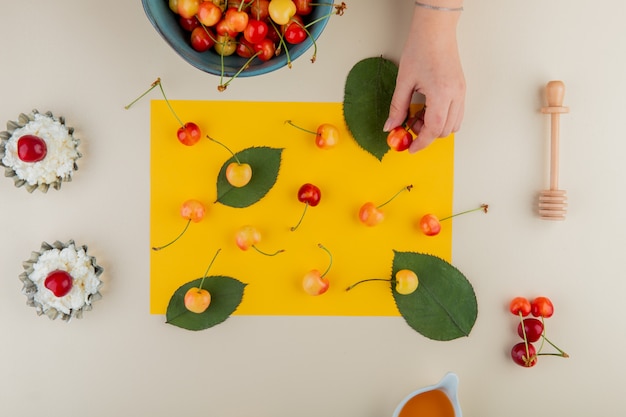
<box><xmin>391</xmin><ymin>251</ymin><xmax>478</xmax><ymax>341</ymax></box>
<box><xmin>215</xmin><ymin>146</ymin><xmax>283</xmax><ymax>208</ymax></box>
<box><xmin>343</xmin><ymin>57</ymin><xmax>398</xmax><ymax>161</ymax></box>
<box><xmin>166</xmin><ymin>276</ymin><xmax>246</xmax><ymax>331</ymax></box>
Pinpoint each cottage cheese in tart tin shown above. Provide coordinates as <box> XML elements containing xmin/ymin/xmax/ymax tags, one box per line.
<box><xmin>20</xmin><ymin>240</ymin><xmax>103</xmax><ymax>321</ymax></box>
<box><xmin>0</xmin><ymin>109</ymin><xmax>81</xmax><ymax>192</ymax></box>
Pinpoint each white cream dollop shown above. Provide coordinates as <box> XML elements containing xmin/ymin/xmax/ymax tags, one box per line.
<box><xmin>29</xmin><ymin>243</ymin><xmax>102</xmax><ymax>315</ymax></box>
<box><xmin>2</xmin><ymin>113</ymin><xmax>79</xmax><ymax>186</ymax></box>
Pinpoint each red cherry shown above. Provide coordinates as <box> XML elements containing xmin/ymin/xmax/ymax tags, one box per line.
<box><xmin>291</xmin><ymin>183</ymin><xmax>321</xmax><ymax>231</ymax></box>
<box><xmin>177</xmin><ymin>122</ymin><xmax>202</xmax><ymax>146</ymax></box>
<box><xmin>190</xmin><ymin>26</ymin><xmax>215</xmax><ymax>52</ymax></box>
<box><xmin>179</xmin><ymin>15</ymin><xmax>200</xmax><ymax>32</ymax></box>
<box><xmin>253</xmin><ymin>38</ymin><xmax>276</xmax><ymax>62</ymax></box>
<box><xmin>297</xmin><ymin>183</ymin><xmax>321</xmax><ymax>206</ymax></box>
<box><xmin>44</xmin><ymin>270</ymin><xmax>73</xmax><ymax>297</ymax></box>
<box><xmin>17</xmin><ymin>135</ymin><xmax>47</xmax><ymax>162</ymax></box>
<box><xmin>284</xmin><ymin>21</ymin><xmax>306</xmax><ymax>44</ymax></box>
<box><xmin>243</xmin><ymin>19</ymin><xmax>268</xmax><ymax>44</ymax></box>
<box><xmin>511</xmin><ymin>342</ymin><xmax>537</xmax><ymax>367</ymax></box>
<box><xmin>518</xmin><ymin>318</ymin><xmax>544</xmax><ymax>343</ymax></box>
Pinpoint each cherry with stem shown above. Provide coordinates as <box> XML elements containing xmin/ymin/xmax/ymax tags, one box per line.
<box><xmin>359</xmin><ymin>184</ymin><xmax>413</xmax><ymax>227</ymax></box>
<box><xmin>152</xmin><ymin>199</ymin><xmax>206</xmax><ymax>251</ymax></box>
<box><xmin>419</xmin><ymin>203</ymin><xmax>489</xmax><ymax>236</ymax></box>
<box><xmin>207</xmin><ymin>135</ymin><xmax>252</xmax><ymax>187</ymax></box>
<box><xmin>125</xmin><ymin>78</ymin><xmax>201</xmax><ymax>146</ymax></box>
<box><xmin>183</xmin><ymin>248</ymin><xmax>221</xmax><ymax>314</ymax></box>
<box><xmin>302</xmin><ymin>243</ymin><xmax>333</xmax><ymax>295</ymax></box>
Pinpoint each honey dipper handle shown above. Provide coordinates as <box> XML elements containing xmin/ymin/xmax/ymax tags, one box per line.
<box><xmin>546</xmin><ymin>80</ymin><xmax>565</xmax><ymax>107</ymax></box>
<box><xmin>543</xmin><ymin>81</ymin><xmax>567</xmax><ymax>190</ymax></box>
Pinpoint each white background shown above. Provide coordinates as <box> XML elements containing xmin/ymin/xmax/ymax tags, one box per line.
<box><xmin>0</xmin><ymin>1</ymin><xmax>624</xmax><ymax>416</ymax></box>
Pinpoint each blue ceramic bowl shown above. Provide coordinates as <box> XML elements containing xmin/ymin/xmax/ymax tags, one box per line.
<box><xmin>141</xmin><ymin>1</ymin><xmax>332</xmax><ymax>77</ymax></box>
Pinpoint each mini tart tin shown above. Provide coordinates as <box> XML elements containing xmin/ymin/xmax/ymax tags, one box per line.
<box><xmin>20</xmin><ymin>240</ymin><xmax>104</xmax><ymax>321</ymax></box>
<box><xmin>0</xmin><ymin>109</ymin><xmax>81</xmax><ymax>193</ymax></box>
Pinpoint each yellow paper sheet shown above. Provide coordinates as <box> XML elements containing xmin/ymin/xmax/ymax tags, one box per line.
<box><xmin>150</xmin><ymin>101</ymin><xmax>454</xmax><ymax>316</ymax></box>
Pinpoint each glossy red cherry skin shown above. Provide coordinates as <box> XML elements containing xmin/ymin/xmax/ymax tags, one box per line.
<box><xmin>44</xmin><ymin>270</ymin><xmax>73</xmax><ymax>297</ymax></box>
<box><xmin>17</xmin><ymin>135</ymin><xmax>47</xmax><ymax>162</ymax></box>
<box><xmin>297</xmin><ymin>183</ymin><xmax>321</xmax><ymax>206</ymax></box>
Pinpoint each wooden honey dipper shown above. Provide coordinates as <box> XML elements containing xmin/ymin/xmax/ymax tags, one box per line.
<box><xmin>539</xmin><ymin>80</ymin><xmax>568</xmax><ymax>220</ymax></box>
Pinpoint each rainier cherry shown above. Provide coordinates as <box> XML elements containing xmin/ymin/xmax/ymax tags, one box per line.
<box><xmin>285</xmin><ymin>120</ymin><xmax>339</xmax><ymax>149</ymax></box>
<box><xmin>235</xmin><ymin>225</ymin><xmax>284</xmax><ymax>256</ymax></box>
<box><xmin>387</xmin><ymin>125</ymin><xmax>413</xmax><ymax>152</ymax></box>
<box><xmin>291</xmin><ymin>183</ymin><xmax>321</xmax><ymax>231</ymax></box>
<box><xmin>346</xmin><ymin>269</ymin><xmax>419</xmax><ymax>295</ymax></box>
<box><xmin>419</xmin><ymin>204</ymin><xmax>489</xmax><ymax>236</ymax></box>
<box><xmin>177</xmin><ymin>0</ymin><xmax>201</xmax><ymax>19</ymax></box>
<box><xmin>125</xmin><ymin>78</ymin><xmax>202</xmax><ymax>146</ymax></box>
<box><xmin>268</xmin><ymin>0</ymin><xmax>297</xmax><ymax>25</ymax></box>
<box><xmin>183</xmin><ymin>249</ymin><xmax>221</xmax><ymax>314</ymax></box>
<box><xmin>358</xmin><ymin>185</ymin><xmax>413</xmax><ymax>227</ymax></box>
<box><xmin>207</xmin><ymin>136</ymin><xmax>252</xmax><ymax>188</ymax></box>
<box><xmin>197</xmin><ymin>1</ymin><xmax>222</xmax><ymax>25</ymax></box>
<box><xmin>302</xmin><ymin>243</ymin><xmax>332</xmax><ymax>295</ymax></box>
<box><xmin>152</xmin><ymin>199</ymin><xmax>206</xmax><ymax>251</ymax></box>
<box><xmin>44</xmin><ymin>270</ymin><xmax>73</xmax><ymax>297</ymax></box>
<box><xmin>17</xmin><ymin>134</ymin><xmax>47</xmax><ymax>162</ymax></box>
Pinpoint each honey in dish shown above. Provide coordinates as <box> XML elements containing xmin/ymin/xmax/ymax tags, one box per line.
<box><xmin>398</xmin><ymin>389</ymin><xmax>454</xmax><ymax>417</ymax></box>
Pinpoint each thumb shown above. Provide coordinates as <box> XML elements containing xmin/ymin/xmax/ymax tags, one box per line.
<box><xmin>383</xmin><ymin>82</ymin><xmax>413</xmax><ymax>132</ymax></box>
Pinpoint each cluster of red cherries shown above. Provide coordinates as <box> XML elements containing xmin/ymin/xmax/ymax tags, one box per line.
<box><xmin>169</xmin><ymin>0</ymin><xmax>346</xmax><ymax>89</ymax></box>
<box><xmin>509</xmin><ymin>296</ymin><xmax>569</xmax><ymax>368</ymax></box>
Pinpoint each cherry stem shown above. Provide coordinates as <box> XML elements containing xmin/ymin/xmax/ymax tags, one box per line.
<box><xmin>294</xmin><ymin>20</ymin><xmax>317</xmax><ymax>63</ymax></box>
<box><xmin>207</xmin><ymin>135</ymin><xmax>242</xmax><ymax>164</ymax></box>
<box><xmin>124</xmin><ymin>78</ymin><xmax>159</xmax><ymax>110</ymax></box>
<box><xmin>318</xmin><ymin>243</ymin><xmax>333</xmax><ymax>278</ymax></box>
<box><xmin>251</xmin><ymin>245</ymin><xmax>285</xmax><ymax>257</ymax></box>
<box><xmin>378</xmin><ymin>185</ymin><xmax>413</xmax><ymax>209</ymax></box>
<box><xmin>219</xmin><ymin>50</ymin><xmax>262</xmax><ymax>91</ymax></box>
<box><xmin>290</xmin><ymin>202</ymin><xmax>309</xmax><ymax>231</ymax></box>
<box><xmin>518</xmin><ymin>311</ymin><xmax>531</xmax><ymax>362</ymax></box>
<box><xmin>538</xmin><ymin>316</ymin><xmax>569</xmax><ymax>358</ymax></box>
<box><xmin>439</xmin><ymin>204</ymin><xmax>489</xmax><ymax>222</ymax></box>
<box><xmin>285</xmin><ymin>120</ymin><xmax>316</xmax><ymax>136</ymax></box>
<box><xmin>152</xmin><ymin>218</ymin><xmax>191</xmax><ymax>251</ymax></box>
<box><xmin>197</xmin><ymin>248</ymin><xmax>222</xmax><ymax>291</ymax></box>
<box><xmin>345</xmin><ymin>278</ymin><xmax>390</xmax><ymax>291</ymax></box>
<box><xmin>269</xmin><ymin>20</ymin><xmax>291</xmax><ymax>67</ymax></box>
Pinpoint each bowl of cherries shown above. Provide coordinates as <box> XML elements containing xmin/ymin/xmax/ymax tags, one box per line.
<box><xmin>142</xmin><ymin>0</ymin><xmax>343</xmax><ymax>83</ymax></box>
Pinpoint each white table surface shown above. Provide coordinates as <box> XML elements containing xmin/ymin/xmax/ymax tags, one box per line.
<box><xmin>1</xmin><ymin>1</ymin><xmax>625</xmax><ymax>416</ymax></box>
